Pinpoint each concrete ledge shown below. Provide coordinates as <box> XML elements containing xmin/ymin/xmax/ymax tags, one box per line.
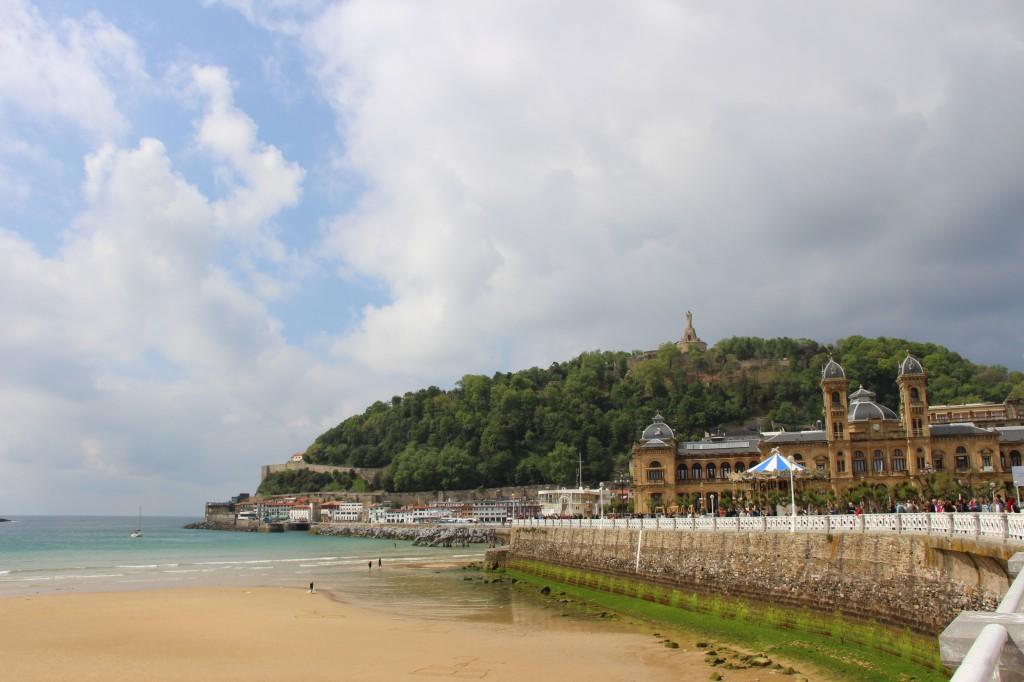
<box><xmin>940</xmin><ymin>611</ymin><xmax>1024</xmax><ymax>680</ymax></box>
<box><xmin>1009</xmin><ymin>552</ymin><xmax>1024</xmax><ymax>579</ymax></box>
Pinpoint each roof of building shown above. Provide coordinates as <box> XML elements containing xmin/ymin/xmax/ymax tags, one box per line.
<box><xmin>899</xmin><ymin>352</ymin><xmax>925</xmax><ymax>377</ymax></box>
<box><xmin>822</xmin><ymin>357</ymin><xmax>846</xmax><ymax>380</ymax></box>
<box><xmin>847</xmin><ymin>387</ymin><xmax>898</xmax><ymax>421</ymax></box>
<box><xmin>641</xmin><ymin>414</ymin><xmax>675</xmax><ymax>441</ymax></box>
<box><xmin>996</xmin><ymin>426</ymin><xmax>1024</xmax><ymax>443</ymax></box>
<box><xmin>763</xmin><ymin>430</ymin><xmax>827</xmax><ymax>444</ymax></box>
<box><xmin>930</xmin><ymin>423</ymin><xmax>995</xmax><ymax>437</ymax></box>
<box><xmin>642</xmin><ymin>438</ymin><xmax>671</xmax><ymax>449</ymax></box>
<box><xmin>679</xmin><ymin>438</ymin><xmax>761</xmax><ymax>455</ymax></box>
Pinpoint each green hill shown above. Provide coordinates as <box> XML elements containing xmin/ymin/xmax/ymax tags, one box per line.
<box><xmin>264</xmin><ymin>336</ymin><xmax>1024</xmax><ymax>495</ymax></box>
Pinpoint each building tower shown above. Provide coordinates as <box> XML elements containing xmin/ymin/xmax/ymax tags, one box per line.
<box><xmin>897</xmin><ymin>351</ymin><xmax>929</xmax><ymax>474</ymax></box>
<box><xmin>821</xmin><ymin>357</ymin><xmax>850</xmax><ymax>481</ymax></box>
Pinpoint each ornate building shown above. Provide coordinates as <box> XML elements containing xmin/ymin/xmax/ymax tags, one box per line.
<box><xmin>630</xmin><ymin>352</ymin><xmax>1022</xmax><ymax>514</ymax></box>
<box><xmin>677</xmin><ymin>310</ymin><xmax>707</xmax><ymax>353</ymax></box>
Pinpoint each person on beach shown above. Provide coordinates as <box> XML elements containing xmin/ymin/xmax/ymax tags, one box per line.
<box><xmin>308</xmin><ymin>581</ymin><xmax>314</xmax><ymax>593</ymax></box>
<box><xmin>378</xmin><ymin>557</ymin><xmax>382</xmax><ymax>567</ymax></box>
<box><xmin>368</xmin><ymin>561</ymin><xmax>372</xmax><ymax>570</ymax></box>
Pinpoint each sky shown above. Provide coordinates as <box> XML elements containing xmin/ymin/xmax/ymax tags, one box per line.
<box><xmin>2</xmin><ymin>1</ymin><xmax>1023</xmax><ymax>515</ymax></box>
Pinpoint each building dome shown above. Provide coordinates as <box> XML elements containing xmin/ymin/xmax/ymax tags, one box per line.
<box><xmin>642</xmin><ymin>414</ymin><xmax>675</xmax><ymax>441</ymax></box>
<box><xmin>822</xmin><ymin>357</ymin><xmax>846</xmax><ymax>379</ymax></box>
<box><xmin>848</xmin><ymin>387</ymin><xmax>898</xmax><ymax>421</ymax></box>
<box><xmin>899</xmin><ymin>351</ymin><xmax>925</xmax><ymax>376</ymax></box>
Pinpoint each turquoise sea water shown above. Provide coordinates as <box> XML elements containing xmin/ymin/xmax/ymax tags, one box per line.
<box><xmin>0</xmin><ymin>516</ymin><xmax>493</xmax><ymax>617</ymax></box>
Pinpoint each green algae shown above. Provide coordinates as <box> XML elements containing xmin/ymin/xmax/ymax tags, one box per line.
<box><xmin>503</xmin><ymin>559</ymin><xmax>947</xmax><ymax>682</ymax></box>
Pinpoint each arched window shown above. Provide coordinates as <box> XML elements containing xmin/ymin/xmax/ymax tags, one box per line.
<box><xmin>893</xmin><ymin>449</ymin><xmax>905</xmax><ymax>471</ymax></box>
<box><xmin>831</xmin><ymin>391</ymin><xmax>840</xmax><ymax>406</ymax></box>
<box><xmin>793</xmin><ymin>453</ymin><xmax>804</xmax><ymax>461</ymax></box>
<box><xmin>734</xmin><ymin>461</ymin><xmax>745</xmax><ymax>473</ymax></box>
<box><xmin>706</xmin><ymin>463</ymin><xmax>716</xmax><ymax>480</ymax></box>
<box><xmin>692</xmin><ymin>463</ymin><xmax>702</xmax><ymax>480</ymax></box>
<box><xmin>853</xmin><ymin>450</ymin><xmax>866</xmax><ymax>473</ymax></box>
<box><xmin>835</xmin><ymin>451</ymin><xmax>846</xmax><ymax>473</ymax></box>
<box><xmin>814</xmin><ymin>457</ymin><xmax>827</xmax><ymax>474</ymax></box>
<box><xmin>677</xmin><ymin>465</ymin><xmax>688</xmax><ymax>481</ymax></box>
<box><xmin>910</xmin><ymin>387</ymin><xmax>920</xmax><ymax>401</ymax></box>
<box><xmin>647</xmin><ymin>461</ymin><xmax>664</xmax><ymax>482</ymax></box>
<box><xmin>873</xmin><ymin>450</ymin><xmax>885</xmax><ymax>473</ymax></box>
<box><xmin>1013</xmin><ymin>450</ymin><xmax>1022</xmax><ymax>467</ymax></box>
<box><xmin>749</xmin><ymin>461</ymin><xmax>758</xmax><ymax>471</ymax></box>
<box><xmin>955</xmin><ymin>447</ymin><xmax>969</xmax><ymax>471</ymax></box>
<box><xmin>934</xmin><ymin>453</ymin><xmax>944</xmax><ymax>470</ymax></box>
<box><xmin>721</xmin><ymin>463</ymin><xmax>731</xmax><ymax>479</ymax></box>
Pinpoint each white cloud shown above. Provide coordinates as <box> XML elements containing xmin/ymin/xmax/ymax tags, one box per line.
<box><xmin>303</xmin><ymin>1</ymin><xmax>1024</xmax><ymax>373</ymax></box>
<box><xmin>0</xmin><ymin>61</ymin><xmax>369</xmax><ymax>514</ymax></box>
<box><xmin>0</xmin><ymin>0</ymin><xmax>146</xmax><ymax>139</ymax></box>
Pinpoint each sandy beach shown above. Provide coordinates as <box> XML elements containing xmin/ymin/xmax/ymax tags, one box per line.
<box><xmin>0</xmin><ymin>586</ymin><xmax>820</xmax><ymax>681</ymax></box>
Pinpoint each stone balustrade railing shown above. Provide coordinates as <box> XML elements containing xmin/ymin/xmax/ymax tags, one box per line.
<box><xmin>512</xmin><ymin>512</ymin><xmax>1024</xmax><ymax>544</ymax></box>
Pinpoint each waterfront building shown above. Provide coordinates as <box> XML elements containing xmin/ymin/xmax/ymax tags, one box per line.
<box><xmin>319</xmin><ymin>501</ymin><xmax>365</xmax><ymax>522</ymax></box>
<box><xmin>537</xmin><ymin>487</ymin><xmax>605</xmax><ymax>517</ymax></box>
<box><xmin>631</xmin><ymin>352</ymin><xmax>1019</xmax><ymax>514</ymax></box>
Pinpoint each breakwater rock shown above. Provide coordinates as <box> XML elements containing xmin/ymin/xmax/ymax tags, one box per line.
<box><xmin>315</xmin><ymin>523</ymin><xmax>497</xmax><ymax>547</ymax></box>
<box><xmin>183</xmin><ymin>520</ymin><xmax>254</xmax><ymax>531</ymax></box>
<box><xmin>0</xmin><ymin>518</ymin><xmax>10</xmax><ymax>522</ymax></box>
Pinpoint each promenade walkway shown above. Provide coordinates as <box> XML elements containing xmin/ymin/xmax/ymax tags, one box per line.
<box><xmin>513</xmin><ymin>512</ymin><xmax>1024</xmax><ymax>544</ymax></box>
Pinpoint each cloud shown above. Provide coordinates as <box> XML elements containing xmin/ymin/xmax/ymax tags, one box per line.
<box><xmin>301</xmin><ymin>2</ymin><xmax>1024</xmax><ymax>372</ymax></box>
<box><xmin>0</xmin><ymin>0</ymin><xmax>146</xmax><ymax>139</ymax></box>
<box><xmin>0</xmin><ymin>62</ymin><xmax>362</xmax><ymax>514</ymax></box>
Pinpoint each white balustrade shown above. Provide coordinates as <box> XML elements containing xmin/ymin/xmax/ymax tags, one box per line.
<box><xmin>510</xmin><ymin>513</ymin><xmax>1024</xmax><ymax>545</ymax></box>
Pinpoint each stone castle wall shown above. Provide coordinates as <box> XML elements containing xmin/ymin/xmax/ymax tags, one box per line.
<box><xmin>509</xmin><ymin>527</ymin><xmax>1012</xmax><ymax>634</ymax></box>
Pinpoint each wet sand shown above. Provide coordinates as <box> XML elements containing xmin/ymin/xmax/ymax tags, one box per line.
<box><xmin>0</xmin><ymin>586</ymin><xmax>821</xmax><ymax>681</ymax></box>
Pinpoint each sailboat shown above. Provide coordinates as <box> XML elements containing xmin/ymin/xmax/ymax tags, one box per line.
<box><xmin>130</xmin><ymin>507</ymin><xmax>144</xmax><ymax>538</ymax></box>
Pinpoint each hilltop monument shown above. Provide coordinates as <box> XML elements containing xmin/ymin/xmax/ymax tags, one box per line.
<box><xmin>677</xmin><ymin>310</ymin><xmax>707</xmax><ymax>353</ymax></box>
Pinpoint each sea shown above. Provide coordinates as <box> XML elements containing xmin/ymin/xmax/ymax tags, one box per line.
<box><xmin>0</xmin><ymin>516</ymin><xmax>508</xmax><ymax>620</ymax></box>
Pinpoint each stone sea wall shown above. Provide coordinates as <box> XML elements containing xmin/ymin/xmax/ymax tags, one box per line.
<box><xmin>508</xmin><ymin>527</ymin><xmax>1010</xmax><ymax>634</ymax></box>
<box><xmin>315</xmin><ymin>523</ymin><xmax>500</xmax><ymax>547</ymax></box>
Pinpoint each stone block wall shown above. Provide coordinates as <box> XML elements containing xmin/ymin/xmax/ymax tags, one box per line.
<box><xmin>509</xmin><ymin>527</ymin><xmax>1009</xmax><ymax>634</ymax></box>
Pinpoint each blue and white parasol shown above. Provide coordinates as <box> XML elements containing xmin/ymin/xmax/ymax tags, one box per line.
<box><xmin>745</xmin><ymin>447</ymin><xmax>807</xmax><ymax>532</ymax></box>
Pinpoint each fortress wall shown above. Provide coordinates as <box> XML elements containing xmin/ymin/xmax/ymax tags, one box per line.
<box><xmin>509</xmin><ymin>527</ymin><xmax>1013</xmax><ymax>634</ymax></box>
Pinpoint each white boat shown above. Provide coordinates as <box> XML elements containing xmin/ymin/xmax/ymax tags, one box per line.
<box><xmin>130</xmin><ymin>507</ymin><xmax>144</xmax><ymax>538</ymax></box>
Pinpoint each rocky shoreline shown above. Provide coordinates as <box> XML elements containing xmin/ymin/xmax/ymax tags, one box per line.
<box><xmin>314</xmin><ymin>523</ymin><xmax>498</xmax><ymax>547</ymax></box>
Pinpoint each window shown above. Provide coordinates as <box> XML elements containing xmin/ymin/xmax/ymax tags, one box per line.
<box><xmin>982</xmin><ymin>455</ymin><xmax>992</xmax><ymax>469</ymax></box>
<box><xmin>815</xmin><ymin>458</ymin><xmax>827</xmax><ymax>474</ymax></box>
<box><xmin>833</xmin><ymin>422</ymin><xmax>844</xmax><ymax>438</ymax></box>
<box><xmin>735</xmin><ymin>462</ymin><xmax>745</xmax><ymax>473</ymax></box>
<box><xmin>955</xmin><ymin>447</ymin><xmax>969</xmax><ymax>471</ymax></box>
<box><xmin>934</xmin><ymin>456</ymin><xmax>944</xmax><ymax>471</ymax></box>
<box><xmin>853</xmin><ymin>451</ymin><xmax>866</xmax><ymax>473</ymax></box>
<box><xmin>721</xmin><ymin>463</ymin><xmax>731</xmax><ymax>479</ymax></box>
<box><xmin>893</xmin><ymin>449</ymin><xmax>905</xmax><ymax>472</ymax></box>
<box><xmin>692</xmin><ymin>464</ymin><xmax>702</xmax><ymax>480</ymax></box>
<box><xmin>836</xmin><ymin>451</ymin><xmax>846</xmax><ymax>473</ymax></box>
<box><xmin>1012</xmin><ymin>451</ymin><xmax>1021</xmax><ymax>467</ymax></box>
<box><xmin>647</xmin><ymin>461</ymin><xmax>664</xmax><ymax>482</ymax></box>
<box><xmin>831</xmin><ymin>391</ymin><xmax>840</xmax><ymax>406</ymax></box>
<box><xmin>676</xmin><ymin>466</ymin><xmax>688</xmax><ymax>481</ymax></box>
<box><xmin>749</xmin><ymin>461</ymin><xmax>758</xmax><ymax>470</ymax></box>
<box><xmin>706</xmin><ymin>463</ymin><xmax>716</xmax><ymax>480</ymax></box>
<box><xmin>917</xmin><ymin>456</ymin><xmax>926</xmax><ymax>469</ymax></box>
<box><xmin>873</xmin><ymin>450</ymin><xmax>885</xmax><ymax>473</ymax></box>
<box><xmin>793</xmin><ymin>453</ymin><xmax>803</xmax><ymax>461</ymax></box>
<box><xmin>912</xmin><ymin>418</ymin><xmax>923</xmax><ymax>437</ymax></box>
<box><xmin>910</xmin><ymin>387</ymin><xmax>920</xmax><ymax>402</ymax></box>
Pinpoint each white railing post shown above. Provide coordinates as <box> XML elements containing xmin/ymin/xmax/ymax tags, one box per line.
<box><xmin>1001</xmin><ymin>513</ymin><xmax>1009</xmax><ymax>542</ymax></box>
<box><xmin>947</xmin><ymin>512</ymin><xmax>955</xmax><ymax>537</ymax></box>
<box><xmin>926</xmin><ymin>513</ymin><xmax>932</xmax><ymax>536</ymax></box>
<box><xmin>894</xmin><ymin>514</ymin><xmax>902</xmax><ymax>534</ymax></box>
<box><xmin>760</xmin><ymin>516</ymin><xmax>767</xmax><ymax>532</ymax></box>
<box><xmin>825</xmin><ymin>515</ymin><xmax>831</xmax><ymax>535</ymax></box>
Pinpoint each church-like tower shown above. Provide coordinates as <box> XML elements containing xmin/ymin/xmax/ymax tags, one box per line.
<box><xmin>677</xmin><ymin>311</ymin><xmax>707</xmax><ymax>353</ymax></box>
<box><xmin>821</xmin><ymin>357</ymin><xmax>850</xmax><ymax>479</ymax></box>
<box><xmin>897</xmin><ymin>351</ymin><xmax>929</xmax><ymax>473</ymax></box>
<box><xmin>822</xmin><ymin>357</ymin><xmax>850</xmax><ymax>442</ymax></box>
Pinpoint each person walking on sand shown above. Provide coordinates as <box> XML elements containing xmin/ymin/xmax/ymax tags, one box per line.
<box><xmin>378</xmin><ymin>557</ymin><xmax>381</xmax><ymax>568</ymax></box>
<box><xmin>308</xmin><ymin>581</ymin><xmax>314</xmax><ymax>593</ymax></box>
<box><xmin>368</xmin><ymin>560</ymin><xmax>372</xmax><ymax>570</ymax></box>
